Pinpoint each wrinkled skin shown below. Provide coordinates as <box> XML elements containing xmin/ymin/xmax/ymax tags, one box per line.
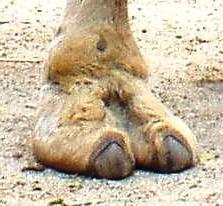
<box><xmin>33</xmin><ymin>0</ymin><xmax>198</xmax><ymax>179</ymax></box>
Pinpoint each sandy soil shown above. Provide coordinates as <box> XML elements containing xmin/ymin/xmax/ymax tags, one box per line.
<box><xmin>0</xmin><ymin>0</ymin><xmax>223</xmax><ymax>205</ymax></box>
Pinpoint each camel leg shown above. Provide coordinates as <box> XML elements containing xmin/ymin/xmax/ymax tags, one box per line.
<box><xmin>33</xmin><ymin>0</ymin><xmax>198</xmax><ymax>179</ymax></box>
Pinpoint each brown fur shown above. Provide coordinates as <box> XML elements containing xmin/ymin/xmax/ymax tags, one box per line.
<box><xmin>33</xmin><ymin>0</ymin><xmax>198</xmax><ymax>179</ymax></box>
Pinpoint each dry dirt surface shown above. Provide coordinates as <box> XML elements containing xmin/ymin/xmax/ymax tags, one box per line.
<box><xmin>0</xmin><ymin>0</ymin><xmax>223</xmax><ymax>205</ymax></box>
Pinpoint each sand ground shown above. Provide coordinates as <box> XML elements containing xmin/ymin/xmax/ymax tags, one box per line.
<box><xmin>0</xmin><ymin>0</ymin><xmax>222</xmax><ymax>205</ymax></box>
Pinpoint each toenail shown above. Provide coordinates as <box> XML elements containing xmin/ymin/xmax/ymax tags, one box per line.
<box><xmin>96</xmin><ymin>38</ymin><xmax>107</xmax><ymax>52</ymax></box>
<box><xmin>163</xmin><ymin>135</ymin><xmax>193</xmax><ymax>172</ymax></box>
<box><xmin>94</xmin><ymin>142</ymin><xmax>133</xmax><ymax>179</ymax></box>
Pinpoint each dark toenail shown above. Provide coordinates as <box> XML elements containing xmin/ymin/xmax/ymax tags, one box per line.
<box><xmin>163</xmin><ymin>135</ymin><xmax>192</xmax><ymax>172</ymax></box>
<box><xmin>96</xmin><ymin>38</ymin><xmax>107</xmax><ymax>52</ymax></box>
<box><xmin>94</xmin><ymin>143</ymin><xmax>132</xmax><ymax>179</ymax></box>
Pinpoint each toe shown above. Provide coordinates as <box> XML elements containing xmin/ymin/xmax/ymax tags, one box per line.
<box><xmin>161</xmin><ymin>135</ymin><xmax>193</xmax><ymax>172</ymax></box>
<box><xmin>93</xmin><ymin>143</ymin><xmax>133</xmax><ymax>179</ymax></box>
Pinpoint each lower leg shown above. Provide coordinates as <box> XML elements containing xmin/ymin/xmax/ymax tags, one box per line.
<box><xmin>46</xmin><ymin>0</ymin><xmax>148</xmax><ymax>82</ymax></box>
<box><xmin>34</xmin><ymin>0</ymin><xmax>198</xmax><ymax>179</ymax></box>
